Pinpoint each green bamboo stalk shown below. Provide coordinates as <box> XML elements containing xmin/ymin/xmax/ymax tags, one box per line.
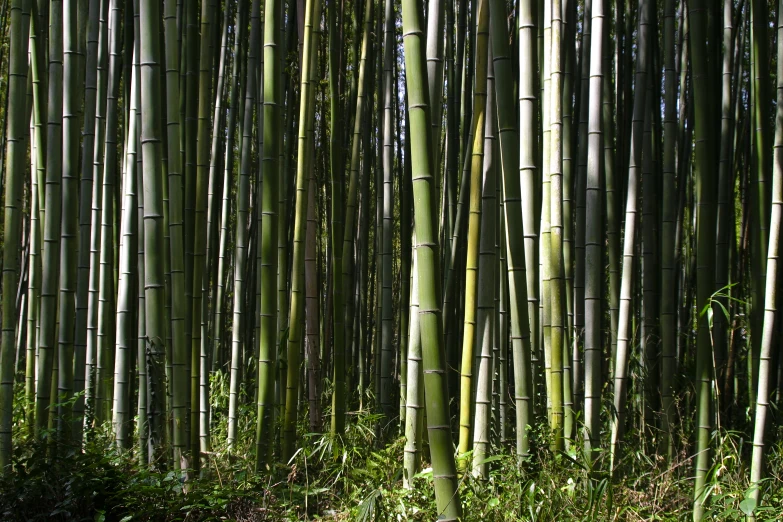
<box><xmin>113</xmin><ymin>46</ymin><xmax>139</xmax><ymax>450</ymax></box>
<box><xmin>443</xmin><ymin>0</ymin><xmax>457</xmax><ymax>271</ymax></box>
<box><xmin>583</xmin><ymin>0</ymin><xmax>604</xmax><ymax>463</ymax></box>
<box><xmin>541</xmin><ymin>0</ymin><xmax>553</xmax><ymax>421</ymax></box>
<box><xmin>139</xmin><ymin>0</ymin><xmax>169</xmax><ymax>466</ymax></box>
<box><xmin>689</xmin><ymin>0</ymin><xmax>718</xmax><ymax>514</ymax></box>
<box><xmin>379</xmin><ymin>0</ymin><xmax>395</xmax><ymax>426</ymax></box>
<box><xmin>458</xmin><ymin>0</ymin><xmax>489</xmax><ymax>464</ymax></box>
<box><xmin>200</xmin><ymin>0</ymin><xmax>227</xmax><ymax>456</ymax></box>
<box><xmin>163</xmin><ymin>0</ymin><xmax>190</xmax><ymax>469</ymax></box>
<box><xmin>72</xmin><ymin>0</ymin><xmax>101</xmax><ymax>442</ymax></box>
<box><xmin>660</xmin><ymin>0</ymin><xmax>677</xmax><ymax>462</ymax></box>
<box><xmin>138</xmin><ymin>218</ymin><xmax>149</xmax><ymax>456</ymax></box>
<box><xmin>486</xmin><ymin>0</ymin><xmax>533</xmax><ymax>458</ymax></box>
<box><xmin>748</xmin><ymin>2</ymin><xmax>783</xmax><ymax>505</ymax></box>
<box><xmin>714</xmin><ymin>0</ymin><xmax>736</xmax><ymax>417</ymax></box>
<box><xmin>442</xmin><ymin>0</ymin><xmax>469</xmax><ymax>357</ymax></box>
<box><xmin>29</xmin><ymin>0</ymin><xmax>46</xmax><ymax>228</ymax></box>
<box><xmin>341</xmin><ymin>0</ymin><xmax>373</xmax><ymax>416</ymax></box>
<box><xmin>605</xmin><ymin>4</ymin><xmax>621</xmax><ymax>375</ymax></box>
<box><xmin>35</xmin><ymin>0</ymin><xmax>63</xmax><ymax>436</ymax></box>
<box><xmin>227</xmin><ymin>0</ymin><xmax>260</xmax><ymax>449</ymax></box>
<box><xmin>640</xmin><ymin>65</ymin><xmax>659</xmax><ymax>442</ymax></box>
<box><xmin>402</xmin><ymin>97</ymin><xmax>422</xmax><ymax>484</ymax></box>
<box><xmin>84</xmin><ymin>0</ymin><xmax>110</xmax><ymax>434</ymax></box>
<box><xmin>183</xmin><ymin>2</ymin><xmax>199</xmax><ymax>401</ymax></box>
<box><xmin>496</xmin><ymin>176</ymin><xmax>508</xmax><ymax>443</ymax></box>
<box><xmin>426</xmin><ymin>0</ymin><xmax>445</xmax><ymax>187</ymax></box>
<box><xmin>401</xmin><ymin>0</ymin><xmax>461</xmax><ymax>514</ymax></box>
<box><xmin>255</xmin><ymin>0</ymin><xmax>282</xmax><ymax>468</ymax></box>
<box><xmin>213</xmin><ymin>0</ymin><xmax>245</xmax><ymax>376</ymax></box>
<box><xmin>275</xmin><ymin>72</ymin><xmax>291</xmax><ymax>430</ymax></box>
<box><xmin>328</xmin><ymin>0</ymin><xmax>346</xmax><ymax>436</ymax></box>
<box><xmin>472</xmin><ymin>53</ymin><xmax>497</xmax><ymax>478</ymax></box>
<box><xmin>517</xmin><ymin>0</ymin><xmax>539</xmax><ymax>439</ymax></box>
<box><xmin>0</xmin><ymin>0</ymin><xmax>31</xmax><ymax>468</ymax></box>
<box><xmin>55</xmin><ymin>0</ymin><xmax>80</xmax><ymax>442</ymax></box>
<box><xmin>548</xmin><ymin>0</ymin><xmax>565</xmax><ymax>451</ymax></box>
<box><xmin>25</xmin><ymin>0</ymin><xmax>48</xmax><ymax>432</ymax></box>
<box><xmin>188</xmin><ymin>0</ymin><xmax>216</xmax><ymax>466</ymax></box>
<box><xmin>610</xmin><ymin>0</ymin><xmax>651</xmax><ymax>473</ymax></box>
<box><xmin>283</xmin><ymin>0</ymin><xmax>322</xmax><ymax>460</ymax></box>
<box><xmin>749</xmin><ymin>0</ymin><xmax>770</xmax><ymax>408</ymax></box>
<box><xmin>689</xmin><ymin>0</ymin><xmax>718</xmax><ymax>516</ymax></box>
<box><xmin>396</xmin><ymin>46</ymin><xmax>411</xmax><ymax>432</ymax></box>
<box><xmin>95</xmin><ymin>0</ymin><xmax>121</xmax><ymax>426</ymax></box>
<box><xmin>304</xmin><ymin>174</ymin><xmax>320</xmax><ymax>433</ymax></box>
<box><xmin>403</xmin><ymin>238</ymin><xmax>423</xmax><ymax>488</ymax></box>
<box><xmin>569</xmin><ymin>0</ymin><xmax>588</xmax><ymax>431</ymax></box>
<box><xmin>561</xmin><ymin>0</ymin><xmax>577</xmax><ymax>439</ymax></box>
<box><xmin>25</xmin><ymin>110</ymin><xmax>41</xmax><ymax>434</ymax></box>
<box><xmin>137</xmin><ymin>124</ymin><xmax>149</xmax><ymax>466</ymax></box>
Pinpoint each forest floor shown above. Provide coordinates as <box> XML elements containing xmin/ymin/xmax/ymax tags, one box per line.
<box><xmin>1</xmin><ymin>385</ymin><xmax>782</xmax><ymax>521</ymax></box>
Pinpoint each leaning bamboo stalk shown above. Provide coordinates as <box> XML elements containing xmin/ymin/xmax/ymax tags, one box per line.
<box><xmin>487</xmin><ymin>0</ymin><xmax>534</xmax><ymax>459</ymax></box>
<box><xmin>227</xmin><ymin>0</ymin><xmax>260</xmax><ymax>449</ymax></box>
<box><xmin>457</xmin><ymin>0</ymin><xmax>489</xmax><ymax>464</ymax></box>
<box><xmin>95</xmin><ymin>0</ymin><xmax>121</xmax><ymax>426</ymax></box>
<box><xmin>340</xmin><ymin>0</ymin><xmax>373</xmax><ymax>413</ymax></box>
<box><xmin>747</xmin><ymin>0</ymin><xmax>783</xmax><ymax>513</ymax></box>
<box><xmin>282</xmin><ymin>0</ymin><xmax>322</xmax><ymax>461</ymax></box>
<box><xmin>609</xmin><ymin>0</ymin><xmax>651</xmax><ymax>472</ymax></box>
<box><xmin>472</xmin><ymin>51</ymin><xmax>497</xmax><ymax>478</ymax></box>
<box><xmin>84</xmin><ymin>0</ymin><xmax>110</xmax><ymax>434</ymax></box>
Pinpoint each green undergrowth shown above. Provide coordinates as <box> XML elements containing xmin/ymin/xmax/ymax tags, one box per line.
<box><xmin>1</xmin><ymin>382</ymin><xmax>782</xmax><ymax>521</ymax></box>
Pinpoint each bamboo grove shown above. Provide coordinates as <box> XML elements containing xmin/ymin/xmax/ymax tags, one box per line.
<box><xmin>0</xmin><ymin>0</ymin><xmax>782</xmax><ymax>519</ymax></box>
